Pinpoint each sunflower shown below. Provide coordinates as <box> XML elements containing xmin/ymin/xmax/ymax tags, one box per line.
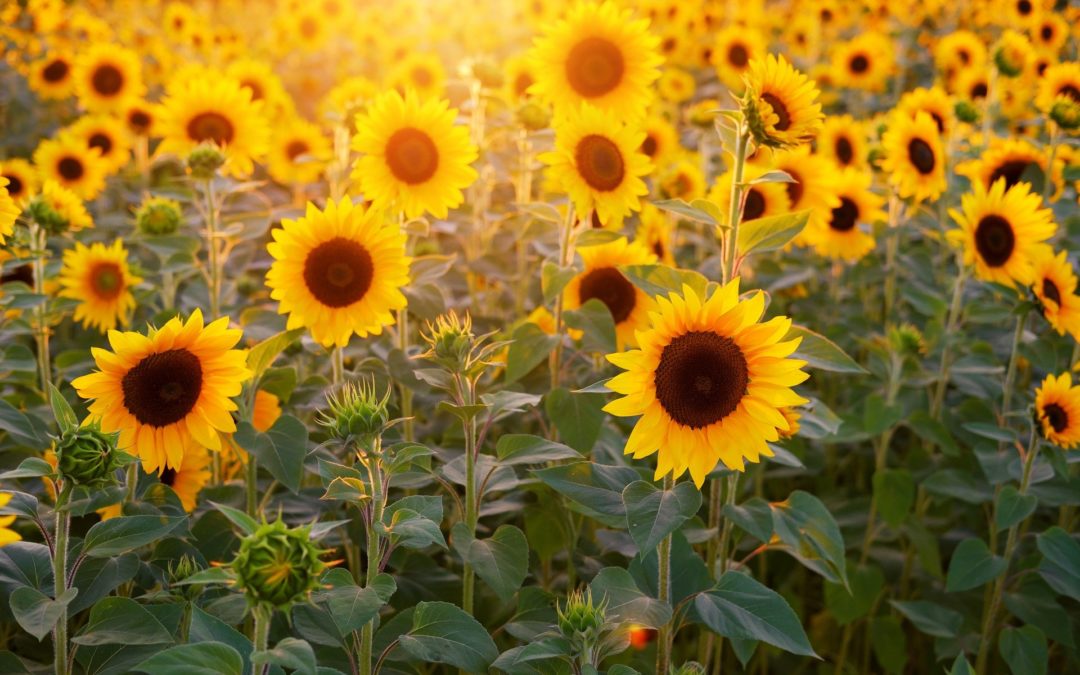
<box><xmin>1031</xmin><ymin>249</ymin><xmax>1080</xmax><ymax>338</ymax></box>
<box><xmin>761</xmin><ymin>146</ymin><xmax>841</xmax><ymax>240</ymax></box>
<box><xmin>28</xmin><ymin>52</ymin><xmax>75</xmax><ymax>100</ymax></box>
<box><xmin>657</xmin><ymin>67</ymin><xmax>695</xmax><ymax>105</ymax></box>
<box><xmin>1034</xmin><ymin>373</ymin><xmax>1080</xmax><ymax>449</ymax></box>
<box><xmin>266</xmin><ymin>197</ymin><xmax>410</xmax><ymax>348</ymax></box>
<box><xmin>267</xmin><ymin>116</ymin><xmax>331</xmax><ymax>186</ymax></box>
<box><xmin>816</xmin><ymin>115</ymin><xmax>866</xmax><ymax>170</ymax></box>
<box><xmin>529</xmin><ymin>0</ymin><xmax>662</xmax><ymax>120</ymax></box>
<box><xmin>994</xmin><ymin>30</ymin><xmax>1036</xmax><ymax>78</ymax></box>
<box><xmin>1036</xmin><ymin>61</ymin><xmax>1080</xmax><ymax>114</ymax></box>
<box><xmin>947</xmin><ymin>179</ymin><xmax>1055</xmax><ymax>288</ymax></box>
<box><xmin>711</xmin><ymin>25</ymin><xmax>767</xmax><ymax>92</ymax></box>
<box><xmin>953</xmin><ymin>68</ymin><xmax>990</xmax><ymax>103</ymax></box>
<box><xmin>831</xmin><ymin>33</ymin><xmax>893</xmax><ymax>92</ymax></box>
<box><xmin>158</xmin><ymin>444</ymin><xmax>211</xmax><ymax>512</ymax></box>
<box><xmin>640</xmin><ymin>114</ymin><xmax>679</xmax><ymax>167</ymax></box>
<box><xmin>0</xmin><ymin>493</ymin><xmax>22</xmax><ymax>547</ymax></box>
<box><xmin>0</xmin><ymin>179</ymin><xmax>19</xmax><ymax>247</ymax></box>
<box><xmin>72</xmin><ymin>309</ymin><xmax>251</xmax><ymax>474</ymax></box>
<box><xmin>634</xmin><ymin>203</ymin><xmax>675</xmax><ymax>266</ymax></box>
<box><xmin>896</xmin><ymin>86</ymin><xmax>955</xmax><ymax>136</ymax></box>
<box><xmin>157</xmin><ymin>75</ymin><xmax>269</xmax><ymax>179</ymax></box>
<box><xmin>33</xmin><ymin>133</ymin><xmax>106</xmax><ymax>201</ymax></box>
<box><xmin>881</xmin><ymin>111</ymin><xmax>947</xmax><ymax>203</ymax></box>
<box><xmin>505</xmin><ymin>53</ymin><xmax>539</xmax><ymax>104</ymax></box>
<box><xmin>0</xmin><ymin>159</ymin><xmax>39</xmax><ymax>205</ymax></box>
<box><xmin>226</xmin><ymin>58</ymin><xmax>290</xmax><ymax>114</ymax></box>
<box><xmin>122</xmin><ymin>99</ymin><xmax>158</xmax><ymax>138</ymax></box>
<box><xmin>68</xmin><ymin>115</ymin><xmax>133</xmax><ymax>176</ymax></box>
<box><xmin>33</xmin><ymin>181</ymin><xmax>93</xmax><ymax>232</ymax></box>
<box><xmin>541</xmin><ymin>103</ymin><xmax>652</xmax><ymax>225</ymax></box>
<box><xmin>351</xmin><ymin>90</ymin><xmax>478</xmax><ymax>220</ymax></box>
<box><xmin>934</xmin><ymin>30</ymin><xmax>988</xmax><ymax>78</ymax></box>
<box><xmin>957</xmin><ymin>137</ymin><xmax>1061</xmax><ymax>196</ymax></box>
<box><xmin>604</xmin><ymin>279</ymin><xmax>809</xmax><ymax>486</ymax></box>
<box><xmin>658</xmin><ymin>159</ymin><xmax>706</xmax><ymax>201</ymax></box>
<box><xmin>387</xmin><ymin>53</ymin><xmax>446</xmax><ymax>101</ymax></box>
<box><xmin>1031</xmin><ymin>13</ymin><xmax>1067</xmax><ymax>54</ymax></box>
<box><xmin>564</xmin><ymin>237</ymin><xmax>656</xmax><ymax>349</ymax></box>
<box><xmin>804</xmin><ymin>167</ymin><xmax>885</xmax><ymax>262</ymax></box>
<box><xmin>708</xmin><ymin>164</ymin><xmax>792</xmax><ymax>224</ymax></box>
<box><xmin>73</xmin><ymin>44</ymin><xmax>144</xmax><ymax>112</ymax></box>
<box><xmin>58</xmin><ymin>240</ymin><xmax>141</xmax><ymax>333</ymax></box>
<box><xmin>742</xmin><ymin>54</ymin><xmax>824</xmax><ymax>149</ymax></box>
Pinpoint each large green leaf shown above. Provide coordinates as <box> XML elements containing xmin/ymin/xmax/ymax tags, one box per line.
<box><xmin>621</xmin><ymin>480</ymin><xmax>702</xmax><ymax>554</ymax></box>
<box><xmin>10</xmin><ymin>587</ymin><xmax>77</xmax><ymax>641</ymax></box>
<box><xmin>234</xmin><ymin>414</ymin><xmax>309</xmax><ymax>493</ymax></box>
<box><xmin>652</xmin><ymin>198</ymin><xmax>722</xmax><ymax>226</ymax></box>
<box><xmin>48</xmin><ymin>383</ymin><xmax>79</xmax><ymax>436</ymax></box>
<box><xmin>73</xmin><ymin>597</ymin><xmax>173</xmax><ymax>646</ymax></box>
<box><xmin>252</xmin><ymin>638</ymin><xmax>317</xmax><ymax>675</ymax></box>
<box><xmin>588</xmin><ymin>567</ymin><xmax>671</xmax><ymax>628</ymax></box>
<box><xmin>81</xmin><ymin>514</ymin><xmax>184</xmax><ymax>558</ymax></box>
<box><xmin>69</xmin><ymin>554</ymin><xmax>139</xmax><ymax>614</ymax></box>
<box><xmin>505</xmin><ymin>323</ymin><xmax>558</xmax><ymax>384</ymax></box>
<box><xmin>787</xmin><ymin>326</ymin><xmax>867</xmax><ymax>374</ymax></box>
<box><xmin>869</xmin><ymin>616</ymin><xmax>907</xmax><ymax>674</ymax></box>
<box><xmin>693</xmin><ymin>571</ymin><xmax>817</xmax><ymax>657</ymax></box>
<box><xmin>1037</xmin><ymin>526</ymin><xmax>1080</xmax><ymax>601</ymax></box>
<box><xmin>996</xmin><ymin>486</ymin><xmax>1038</xmax><ymax>531</ymax></box>
<box><xmin>187</xmin><ymin>606</ymin><xmax>252</xmax><ymax>675</ymax></box>
<box><xmin>397</xmin><ymin>601</ymin><xmax>498</xmax><ymax>673</ymax></box>
<box><xmin>999</xmin><ymin>625</ymin><xmax>1047</xmax><ymax>675</ymax></box>
<box><xmin>378</xmin><ymin>508</ymin><xmax>446</xmax><ymax>549</ymax></box>
<box><xmin>544</xmin><ymin>388</ymin><xmax>605</xmax><ymax>453</ymax></box>
<box><xmin>533</xmin><ymin>462</ymin><xmax>639</xmax><ymax>527</ymax></box>
<box><xmin>825</xmin><ymin>564</ymin><xmax>884</xmax><ymax>626</ymax></box>
<box><xmin>945</xmin><ymin>538</ymin><xmax>1006</xmax><ymax>592</ymax></box>
<box><xmin>245</xmin><ymin>328</ymin><xmax>305</xmax><ymax>380</ymax></box>
<box><xmin>133</xmin><ymin>642</ymin><xmax>243</xmax><ymax>675</ymax></box>
<box><xmin>496</xmin><ymin>435</ymin><xmax>582</xmax><ymax>466</ymax></box>
<box><xmin>873</xmin><ymin>469</ymin><xmax>915</xmax><ymax>528</ymax></box>
<box><xmin>564</xmin><ymin>299</ymin><xmax>616</xmax><ymax>355</ymax></box>
<box><xmin>771</xmin><ymin>491</ymin><xmax>848</xmax><ymax>587</ymax></box>
<box><xmin>452</xmin><ymin>524</ymin><xmax>529</xmax><ymax>603</ymax></box>
<box><xmin>889</xmin><ymin>600</ymin><xmax>962</xmax><ymax>638</ymax></box>
<box><xmin>315</xmin><ymin>570</ymin><xmax>395</xmax><ymax>634</ymax></box>
<box><xmin>491</xmin><ymin>637</ymin><xmax>571</xmax><ymax>674</ymax></box>
<box><xmin>737</xmin><ymin>209</ymin><xmax>811</xmax><ymax>256</ymax></box>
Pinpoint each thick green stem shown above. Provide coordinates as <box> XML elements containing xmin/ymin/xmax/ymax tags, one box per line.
<box><xmin>462</xmin><ymin>379</ymin><xmax>479</xmax><ymax>614</ymax></box>
<box><xmin>202</xmin><ymin>178</ymin><xmax>221</xmax><ymax>320</ymax></box>
<box><xmin>360</xmin><ymin>437</ymin><xmax>384</xmax><ymax>675</ymax></box>
<box><xmin>332</xmin><ymin>344</ymin><xmax>345</xmax><ymax>387</ymax></box>
<box><xmin>975</xmin><ymin>428</ymin><xmax>1039</xmax><ymax>675</ymax></box>
<box><xmin>657</xmin><ymin>475</ymin><xmax>674</xmax><ymax>675</ymax></box>
<box><xmin>722</xmin><ymin>127</ymin><xmax>750</xmax><ymax>283</ymax></box>
<box><xmin>1000</xmin><ymin>313</ymin><xmax>1026</xmax><ymax>420</ymax></box>
<box><xmin>53</xmin><ymin>483</ymin><xmax>71</xmax><ymax>675</ymax></box>
<box><xmin>252</xmin><ymin>605</ymin><xmax>271</xmax><ymax>675</ymax></box>
<box><xmin>930</xmin><ymin>256</ymin><xmax>968</xmax><ymax>421</ymax></box>
<box><xmin>245</xmin><ymin>447</ymin><xmax>258</xmax><ymax>518</ymax></box>
<box><xmin>549</xmin><ymin>205</ymin><xmax>577</xmax><ymax>393</ymax></box>
<box><xmin>31</xmin><ymin>223</ymin><xmax>51</xmax><ymax>396</ymax></box>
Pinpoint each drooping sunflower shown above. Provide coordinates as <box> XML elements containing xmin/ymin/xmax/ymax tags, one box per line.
<box><xmin>267</xmin><ymin>116</ymin><xmax>331</xmax><ymax>186</ymax></box>
<box><xmin>804</xmin><ymin>167</ymin><xmax>886</xmax><ymax>262</ymax></box>
<box><xmin>817</xmin><ymin>114</ymin><xmax>867</xmax><ymax>169</ymax></box>
<box><xmin>351</xmin><ymin>90</ymin><xmax>478</xmax><ymax>220</ymax></box>
<box><xmin>0</xmin><ymin>159</ymin><xmax>39</xmax><ymax>205</ymax></box>
<box><xmin>1034</xmin><ymin>373</ymin><xmax>1080</xmax><ymax>449</ymax></box>
<box><xmin>157</xmin><ymin>75</ymin><xmax>269</xmax><ymax>178</ymax></box>
<box><xmin>634</xmin><ymin>202</ymin><xmax>675</xmax><ymax>266</ymax></box>
<box><xmin>956</xmin><ymin>137</ymin><xmax>1059</xmax><ymax>195</ymax></box>
<box><xmin>1036</xmin><ymin>61</ymin><xmax>1080</xmax><ymax>114</ymax></box>
<box><xmin>529</xmin><ymin>0</ymin><xmax>662</xmax><ymax>120</ymax></box>
<box><xmin>33</xmin><ymin>134</ymin><xmax>106</xmax><ymax>201</ymax></box>
<box><xmin>73</xmin><ymin>44</ymin><xmax>144</xmax><ymax>112</ymax></box>
<box><xmin>711</xmin><ymin>25</ymin><xmax>767</xmax><ymax>92</ymax></box>
<box><xmin>708</xmin><ymin>164</ymin><xmax>792</xmax><ymax>224</ymax></box>
<box><xmin>58</xmin><ymin>240</ymin><xmax>141</xmax><ymax>333</ymax></box>
<box><xmin>266</xmin><ymin>197</ymin><xmax>411</xmax><ymax>348</ymax></box>
<box><xmin>881</xmin><ymin>111</ymin><xmax>947</xmax><ymax>203</ymax></box>
<box><xmin>563</xmin><ymin>237</ymin><xmax>656</xmax><ymax>349</ymax></box>
<box><xmin>742</xmin><ymin>53</ymin><xmax>824</xmax><ymax>149</ymax></box>
<box><xmin>604</xmin><ymin>279</ymin><xmax>809</xmax><ymax>487</ymax></box>
<box><xmin>831</xmin><ymin>33</ymin><xmax>894</xmax><ymax>92</ymax></box>
<box><xmin>0</xmin><ymin>179</ymin><xmax>19</xmax><ymax>247</ymax></box>
<box><xmin>947</xmin><ymin>179</ymin><xmax>1056</xmax><ymax>288</ymax></box>
<box><xmin>0</xmin><ymin>493</ymin><xmax>22</xmax><ymax>547</ymax></box>
<box><xmin>72</xmin><ymin>309</ymin><xmax>252</xmax><ymax>474</ymax></box>
<box><xmin>28</xmin><ymin>52</ymin><xmax>75</xmax><ymax>100</ymax></box>
<box><xmin>1031</xmin><ymin>248</ymin><xmax>1080</xmax><ymax>339</ymax></box>
<box><xmin>541</xmin><ymin>103</ymin><xmax>652</xmax><ymax>225</ymax></box>
<box><xmin>68</xmin><ymin>115</ymin><xmax>133</xmax><ymax>176</ymax></box>
<box><xmin>895</xmin><ymin>86</ymin><xmax>955</xmax><ymax>136</ymax></box>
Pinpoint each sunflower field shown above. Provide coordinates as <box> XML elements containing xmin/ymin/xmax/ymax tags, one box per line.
<box><xmin>0</xmin><ymin>0</ymin><xmax>1079</xmax><ymax>674</ymax></box>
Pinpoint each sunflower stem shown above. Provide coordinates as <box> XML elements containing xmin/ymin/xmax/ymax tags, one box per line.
<box><xmin>1043</xmin><ymin>123</ymin><xmax>1058</xmax><ymax>204</ymax></box>
<box><xmin>721</xmin><ymin>124</ymin><xmax>750</xmax><ymax>283</ymax></box>
<box><xmin>549</xmin><ymin>204</ymin><xmax>576</xmax><ymax>394</ymax></box>
<box><xmin>30</xmin><ymin>221</ymin><xmax>52</xmax><ymax>397</ymax></box>
<box><xmin>975</xmin><ymin>426</ymin><xmax>1039</xmax><ymax>675</ymax></box>
<box><xmin>252</xmin><ymin>604</ymin><xmax>271</xmax><ymax>675</ymax></box>
<box><xmin>332</xmin><ymin>345</ymin><xmax>345</xmax><ymax>387</ymax></box>
<box><xmin>396</xmin><ymin>211</ymin><xmax>415</xmax><ymax>443</ymax></box>
<box><xmin>717</xmin><ymin>472</ymin><xmax>739</xmax><ymax>575</ymax></box>
<box><xmin>360</xmin><ymin>436</ymin><xmax>384</xmax><ymax>675</ymax></box>
<box><xmin>657</xmin><ymin>477</ymin><xmax>674</xmax><ymax>675</ymax></box>
<box><xmin>1001</xmin><ymin>310</ymin><xmax>1028</xmax><ymax>421</ymax></box>
<box><xmin>201</xmin><ymin>178</ymin><xmax>222</xmax><ymax>320</ymax></box>
<box><xmin>930</xmin><ymin>253</ymin><xmax>968</xmax><ymax>422</ymax></box>
<box><xmin>52</xmin><ymin>482</ymin><xmax>71</xmax><ymax>675</ymax></box>
<box><xmin>461</xmin><ymin>376</ymin><xmax>479</xmax><ymax>615</ymax></box>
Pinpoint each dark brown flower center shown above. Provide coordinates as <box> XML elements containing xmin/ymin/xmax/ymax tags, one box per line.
<box><xmin>575</xmin><ymin>134</ymin><xmax>624</xmax><ymax>192</ymax></box>
<box><xmin>58</xmin><ymin>157</ymin><xmax>84</xmax><ymax>181</ymax></box>
<box><xmin>1042</xmin><ymin>277</ymin><xmax>1062</xmax><ymax>306</ymax></box>
<box><xmin>1057</xmin><ymin>84</ymin><xmax>1080</xmax><ymax>103</ymax></box>
<box><xmin>835</xmin><ymin>136</ymin><xmax>854</xmax><ymax>165</ymax></box>
<box><xmin>303</xmin><ymin>237</ymin><xmax>374</xmax><ymax>308</ymax></box>
<box><xmin>728</xmin><ymin>44</ymin><xmax>749</xmax><ymax>67</ymax></box>
<box><xmin>90</xmin><ymin>262</ymin><xmax>124</xmax><ymax>300</ymax></box>
<box><xmin>160</xmin><ymin>467</ymin><xmax>177</xmax><ymax>487</ymax></box>
<box><xmin>930</xmin><ymin>112</ymin><xmax>945</xmax><ymax>133</ymax></box>
<box><xmin>974</xmin><ymin>215</ymin><xmax>1015</xmax><ymax>267</ymax></box>
<box><xmin>641</xmin><ymin>134</ymin><xmax>659</xmax><ymax>158</ymax></box>
<box><xmin>43</xmin><ymin>59</ymin><xmax>69</xmax><ymax>82</ymax></box>
<box><xmin>849</xmin><ymin>54</ymin><xmax>869</xmax><ymax>74</ymax></box>
<box><xmin>187</xmin><ymin>112</ymin><xmax>235</xmax><ymax>145</ymax></box>
<box><xmin>907</xmin><ymin>138</ymin><xmax>936</xmax><ymax>174</ymax></box>
<box><xmin>129</xmin><ymin>110</ymin><xmax>151</xmax><ymax>132</ymax></box>
<box><xmin>89</xmin><ymin>132</ymin><xmax>113</xmax><ymax>156</ymax></box>
<box><xmin>761</xmin><ymin>92</ymin><xmax>791</xmax><ymax>131</ymax></box>
<box><xmin>5</xmin><ymin>174</ymin><xmax>23</xmax><ymax>198</ymax></box>
<box><xmin>411</xmin><ymin>66</ymin><xmax>434</xmax><ymax>89</ymax></box>
<box><xmin>122</xmin><ymin>348</ymin><xmax>203</xmax><ymax>427</ymax></box>
<box><xmin>566</xmin><ymin>37</ymin><xmax>624</xmax><ymax>98</ymax></box>
<box><xmin>743</xmin><ymin>188</ymin><xmax>766</xmax><ymax>220</ymax></box>
<box><xmin>654</xmin><ymin>331</ymin><xmax>749</xmax><ymax>429</ymax></box>
<box><xmin>242</xmin><ymin>79</ymin><xmax>264</xmax><ymax>101</ymax></box>
<box><xmin>385</xmin><ymin>127</ymin><xmax>439</xmax><ymax>185</ymax></box>
<box><xmin>1</xmin><ymin>264</ymin><xmax>33</xmax><ymax>287</ymax></box>
<box><xmin>285</xmin><ymin>140</ymin><xmax>309</xmax><ymax>161</ymax></box>
<box><xmin>578</xmin><ymin>266</ymin><xmax>635</xmax><ymax>323</ymax></box>
<box><xmin>91</xmin><ymin>64</ymin><xmax>124</xmax><ymax>96</ymax></box>
<box><xmin>1043</xmin><ymin>402</ymin><xmax>1067</xmax><ymax>433</ymax></box>
<box><xmin>1017</xmin><ymin>0</ymin><xmax>1032</xmax><ymax>15</ymax></box>
<box><xmin>514</xmin><ymin>73</ymin><xmax>533</xmax><ymax>98</ymax></box>
<box><xmin>785</xmin><ymin>169</ymin><xmax>804</xmax><ymax>205</ymax></box>
<box><xmin>829</xmin><ymin>197</ymin><xmax>859</xmax><ymax>232</ymax></box>
<box><xmin>989</xmin><ymin>160</ymin><xmax>1036</xmax><ymax>189</ymax></box>
<box><xmin>971</xmin><ymin>82</ymin><xmax>988</xmax><ymax>99</ymax></box>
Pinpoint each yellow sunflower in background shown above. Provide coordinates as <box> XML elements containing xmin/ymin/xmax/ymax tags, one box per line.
<box><xmin>33</xmin><ymin>133</ymin><xmax>107</xmax><ymax>200</ymax></box>
<box><xmin>72</xmin><ymin>308</ymin><xmax>252</xmax><ymax>474</ymax></box>
<box><xmin>158</xmin><ymin>445</ymin><xmax>211</xmax><ymax>512</ymax></box>
<box><xmin>658</xmin><ymin>159</ymin><xmax>706</xmax><ymax>201</ymax></box>
<box><xmin>351</xmin><ymin>90</ymin><xmax>478</xmax><ymax>220</ymax></box>
<box><xmin>563</xmin><ymin>237</ymin><xmax>656</xmax><ymax>349</ymax></box>
<box><xmin>73</xmin><ymin>44</ymin><xmax>144</xmax><ymax>112</ymax></box>
<box><xmin>956</xmin><ymin>137</ymin><xmax>1059</xmax><ymax>195</ymax></box>
<box><xmin>226</xmin><ymin>58</ymin><xmax>290</xmax><ymax>113</ymax></box>
<box><xmin>817</xmin><ymin>114</ymin><xmax>867</xmax><ymax>169</ymax></box>
<box><xmin>0</xmin><ymin>493</ymin><xmax>22</xmax><ymax>547</ymax></box>
<box><xmin>831</xmin><ymin>33</ymin><xmax>894</xmax><ymax>92</ymax></box>
<box><xmin>529</xmin><ymin>0</ymin><xmax>662</xmax><ymax>120</ymax></box>
<box><xmin>711</xmin><ymin>25</ymin><xmax>767</xmax><ymax>93</ymax></box>
<box><xmin>266</xmin><ymin>197</ymin><xmax>411</xmax><ymax>348</ymax></box>
<box><xmin>896</xmin><ymin>86</ymin><xmax>955</xmax><ymax>136</ymax></box>
<box><xmin>28</xmin><ymin>52</ymin><xmax>75</xmax><ymax>100</ymax></box>
<box><xmin>0</xmin><ymin>159</ymin><xmax>39</xmax><ymax>205</ymax></box>
<box><xmin>33</xmin><ymin>181</ymin><xmax>93</xmax><ymax>232</ymax></box>
<box><xmin>122</xmin><ymin>99</ymin><xmax>158</xmax><ymax>138</ymax></box>
<box><xmin>947</xmin><ymin>179</ymin><xmax>1055</xmax><ymax>288</ymax></box>
<box><xmin>934</xmin><ymin>31</ymin><xmax>987</xmax><ymax>79</ymax></box>
<box><xmin>743</xmin><ymin>54</ymin><xmax>824</xmax><ymax>149</ymax></box>
<box><xmin>953</xmin><ymin>68</ymin><xmax>990</xmax><ymax>104</ymax></box>
<box><xmin>0</xmin><ymin>179</ymin><xmax>19</xmax><ymax>247</ymax></box>
<box><xmin>504</xmin><ymin>53</ymin><xmax>539</xmax><ymax>104</ymax></box>
<box><xmin>1034</xmin><ymin>373</ymin><xmax>1080</xmax><ymax>449</ymax></box>
<box><xmin>1030</xmin><ymin>249</ymin><xmax>1080</xmax><ymax>338</ymax></box>
<box><xmin>634</xmin><ymin>202</ymin><xmax>675</xmax><ymax>266</ymax></box>
<box><xmin>881</xmin><ymin>111</ymin><xmax>947</xmax><ymax>203</ymax></box>
<box><xmin>387</xmin><ymin>53</ymin><xmax>447</xmax><ymax>101</ymax></box>
<box><xmin>640</xmin><ymin>113</ymin><xmax>679</xmax><ymax>167</ymax></box>
<box><xmin>267</xmin><ymin>116</ymin><xmax>331</xmax><ymax>186</ymax></box>
<box><xmin>657</xmin><ymin>67</ymin><xmax>696</xmax><ymax>105</ymax></box>
<box><xmin>762</xmin><ymin>146</ymin><xmax>841</xmax><ymax>240</ymax></box>
<box><xmin>1036</xmin><ymin>61</ymin><xmax>1080</xmax><ymax>114</ymax></box>
<box><xmin>805</xmin><ymin>167</ymin><xmax>885</xmax><ymax>262</ymax></box>
<box><xmin>1030</xmin><ymin>13</ymin><xmax>1067</xmax><ymax>54</ymax></box>
<box><xmin>68</xmin><ymin>115</ymin><xmax>133</xmax><ymax>176</ymax></box>
<box><xmin>708</xmin><ymin>164</ymin><xmax>792</xmax><ymax>224</ymax></box>
<box><xmin>157</xmin><ymin>75</ymin><xmax>269</xmax><ymax>178</ymax></box>
<box><xmin>541</xmin><ymin>103</ymin><xmax>652</xmax><ymax>225</ymax></box>
<box><xmin>604</xmin><ymin>279</ymin><xmax>809</xmax><ymax>487</ymax></box>
<box><xmin>58</xmin><ymin>240</ymin><xmax>141</xmax><ymax>333</ymax></box>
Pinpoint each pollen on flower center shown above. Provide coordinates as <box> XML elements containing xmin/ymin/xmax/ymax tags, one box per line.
<box><xmin>566</xmin><ymin>37</ymin><xmax>625</xmax><ymax>98</ymax></box>
<box><xmin>575</xmin><ymin>134</ymin><xmax>625</xmax><ymax>191</ymax></box>
<box><xmin>121</xmin><ymin>348</ymin><xmax>203</xmax><ymax>427</ymax></box>
<box><xmin>654</xmin><ymin>331</ymin><xmax>749</xmax><ymax>429</ymax></box>
<box><xmin>385</xmin><ymin>127</ymin><xmax>439</xmax><ymax>185</ymax></box>
<box><xmin>303</xmin><ymin>237</ymin><xmax>374</xmax><ymax>308</ymax></box>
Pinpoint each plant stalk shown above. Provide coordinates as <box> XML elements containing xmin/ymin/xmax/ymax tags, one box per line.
<box><xmin>657</xmin><ymin>475</ymin><xmax>674</xmax><ymax>675</ymax></box>
<box><xmin>30</xmin><ymin>222</ymin><xmax>51</xmax><ymax>396</ymax></box>
<box><xmin>52</xmin><ymin>483</ymin><xmax>71</xmax><ymax>675</ymax></box>
<box><xmin>360</xmin><ymin>436</ymin><xmax>384</xmax><ymax>675</ymax></box>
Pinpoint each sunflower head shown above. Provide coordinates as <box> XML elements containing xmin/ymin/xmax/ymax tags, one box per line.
<box><xmin>319</xmin><ymin>378</ymin><xmax>392</xmax><ymax>443</ymax></box>
<box><xmin>231</xmin><ymin>519</ymin><xmax>328</xmax><ymax>611</ymax></box>
<box><xmin>1034</xmin><ymin>373</ymin><xmax>1080</xmax><ymax>450</ymax></box>
<box><xmin>135</xmin><ymin>196</ymin><xmax>184</xmax><ymax>236</ymax></box>
<box><xmin>187</xmin><ymin>142</ymin><xmax>227</xmax><ymax>180</ymax></box>
<box><xmin>557</xmin><ymin>588</ymin><xmax>607</xmax><ymax>644</ymax></box>
<box><xmin>1050</xmin><ymin>98</ymin><xmax>1080</xmax><ymax>132</ymax></box>
<box><xmin>54</xmin><ymin>421</ymin><xmax>124</xmax><ymax>488</ymax></box>
<box><xmin>742</xmin><ymin>54</ymin><xmax>824</xmax><ymax>149</ymax></box>
<box><xmin>420</xmin><ymin>311</ymin><xmax>477</xmax><ymax>373</ymax></box>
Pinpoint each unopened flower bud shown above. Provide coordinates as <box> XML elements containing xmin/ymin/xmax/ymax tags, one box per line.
<box><xmin>231</xmin><ymin>519</ymin><xmax>327</xmax><ymax>610</ymax></box>
<box><xmin>187</xmin><ymin>143</ymin><xmax>226</xmax><ymax>179</ymax></box>
<box><xmin>516</xmin><ymin>101</ymin><xmax>551</xmax><ymax>131</ymax></box>
<box><xmin>135</xmin><ymin>196</ymin><xmax>184</xmax><ymax>236</ymax></box>
<box><xmin>319</xmin><ymin>379</ymin><xmax>392</xmax><ymax>441</ymax></box>
<box><xmin>55</xmin><ymin>422</ymin><xmax>122</xmax><ymax>488</ymax></box>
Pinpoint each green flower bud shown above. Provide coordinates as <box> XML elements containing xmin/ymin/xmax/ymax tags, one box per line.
<box><xmin>557</xmin><ymin>589</ymin><xmax>607</xmax><ymax>643</ymax></box>
<box><xmin>516</xmin><ymin>101</ymin><xmax>551</xmax><ymax>131</ymax></box>
<box><xmin>1050</xmin><ymin>98</ymin><xmax>1080</xmax><ymax>131</ymax></box>
<box><xmin>955</xmin><ymin>100</ymin><xmax>979</xmax><ymax>124</ymax></box>
<box><xmin>28</xmin><ymin>196</ymin><xmax>70</xmax><ymax>235</ymax></box>
<box><xmin>319</xmin><ymin>378</ymin><xmax>392</xmax><ymax>441</ymax></box>
<box><xmin>887</xmin><ymin>323</ymin><xmax>927</xmax><ymax>358</ymax></box>
<box><xmin>231</xmin><ymin>519</ymin><xmax>327</xmax><ymax>611</ymax></box>
<box><xmin>670</xmin><ymin>662</ymin><xmax>706</xmax><ymax>675</ymax></box>
<box><xmin>994</xmin><ymin>47</ymin><xmax>1024</xmax><ymax>78</ymax></box>
<box><xmin>187</xmin><ymin>143</ymin><xmax>226</xmax><ymax>179</ymax></box>
<box><xmin>471</xmin><ymin>58</ymin><xmax>504</xmax><ymax>89</ymax></box>
<box><xmin>420</xmin><ymin>311</ymin><xmax>475</xmax><ymax>372</ymax></box>
<box><xmin>135</xmin><ymin>196</ymin><xmax>184</xmax><ymax>236</ymax></box>
<box><xmin>54</xmin><ymin>422</ymin><xmax>122</xmax><ymax>488</ymax></box>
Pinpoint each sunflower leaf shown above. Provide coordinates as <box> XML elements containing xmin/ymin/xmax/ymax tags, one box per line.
<box><xmin>246</xmin><ymin>328</ymin><xmax>305</xmax><ymax>381</ymax></box>
<box><xmin>787</xmin><ymin>325</ymin><xmax>868</xmax><ymax>374</ymax></box>
<box><xmin>737</xmin><ymin>209</ymin><xmax>811</xmax><ymax>256</ymax></box>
